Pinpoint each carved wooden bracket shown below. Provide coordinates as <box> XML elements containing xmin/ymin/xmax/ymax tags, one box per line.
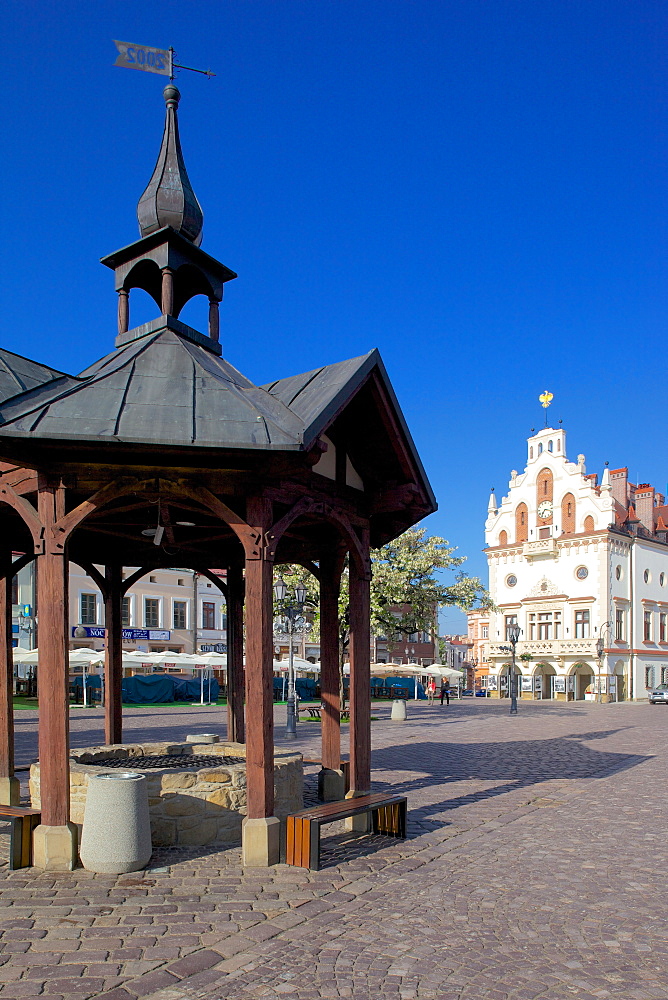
<box><xmin>0</xmin><ymin>479</ymin><xmax>44</xmax><ymax>554</ymax></box>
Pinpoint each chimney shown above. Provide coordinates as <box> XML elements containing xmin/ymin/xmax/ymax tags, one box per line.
<box><xmin>634</xmin><ymin>484</ymin><xmax>655</xmax><ymax>533</ymax></box>
<box><xmin>609</xmin><ymin>468</ymin><xmax>628</xmax><ymax>509</ymax></box>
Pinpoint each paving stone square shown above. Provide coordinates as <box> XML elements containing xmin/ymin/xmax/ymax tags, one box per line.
<box><xmin>1</xmin><ymin>699</ymin><xmax>667</xmax><ymax>998</ymax></box>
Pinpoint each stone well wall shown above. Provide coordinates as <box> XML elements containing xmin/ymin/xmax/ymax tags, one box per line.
<box><xmin>30</xmin><ymin>741</ymin><xmax>303</xmax><ymax>848</ymax></box>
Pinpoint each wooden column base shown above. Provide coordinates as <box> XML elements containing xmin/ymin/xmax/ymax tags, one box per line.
<box><xmin>32</xmin><ymin>823</ymin><xmax>78</xmax><ymax>872</ymax></box>
<box><xmin>241</xmin><ymin>816</ymin><xmax>280</xmax><ymax>867</ymax></box>
<box><xmin>0</xmin><ymin>775</ymin><xmax>20</xmax><ymax>806</ymax></box>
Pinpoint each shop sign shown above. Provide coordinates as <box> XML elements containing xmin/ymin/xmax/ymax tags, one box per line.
<box><xmin>70</xmin><ymin>627</ymin><xmax>171</xmax><ymax>641</ymax></box>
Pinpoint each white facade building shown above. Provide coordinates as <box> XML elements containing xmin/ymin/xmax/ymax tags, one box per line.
<box><xmin>484</xmin><ymin>424</ymin><xmax>668</xmax><ymax>701</ymax></box>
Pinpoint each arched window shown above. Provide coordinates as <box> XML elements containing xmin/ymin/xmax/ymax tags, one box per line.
<box><xmin>515</xmin><ymin>503</ymin><xmax>528</xmax><ymax>543</ymax></box>
<box><xmin>499</xmin><ymin>529</ymin><xmax>508</xmax><ymax>546</ymax></box>
<box><xmin>557</xmin><ymin>440</ymin><xmax>561</xmax><ymax>452</ymax></box>
<box><xmin>584</xmin><ymin>514</ymin><xmax>595</xmax><ymax>533</ymax></box>
<box><xmin>561</xmin><ymin>493</ymin><xmax>576</xmax><ymax>534</ymax></box>
<box><xmin>548</xmin><ymin>440</ymin><xmax>553</xmax><ymax>452</ymax></box>
<box><xmin>538</xmin><ymin>443</ymin><xmax>543</xmax><ymax>454</ymax></box>
<box><xmin>529</xmin><ymin>447</ymin><xmax>533</xmax><ymax>459</ymax></box>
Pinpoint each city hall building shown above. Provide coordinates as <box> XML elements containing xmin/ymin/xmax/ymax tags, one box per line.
<box><xmin>477</xmin><ymin>423</ymin><xmax>668</xmax><ymax>701</ymax></box>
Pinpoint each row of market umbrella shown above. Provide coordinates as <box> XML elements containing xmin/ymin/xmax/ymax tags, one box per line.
<box><xmin>11</xmin><ymin>648</ymin><xmax>464</xmax><ymax>681</ymax></box>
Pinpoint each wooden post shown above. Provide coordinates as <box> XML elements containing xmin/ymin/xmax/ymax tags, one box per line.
<box><xmin>241</xmin><ymin>496</ymin><xmax>279</xmax><ymax>866</ymax></box>
<box><xmin>161</xmin><ymin>267</ymin><xmax>174</xmax><ymax>316</ymax></box>
<box><xmin>36</xmin><ymin>480</ymin><xmax>70</xmax><ymax>826</ymax></box>
<box><xmin>319</xmin><ymin>554</ymin><xmax>343</xmax><ymax>799</ymax></box>
<box><xmin>226</xmin><ymin>563</ymin><xmax>245</xmax><ymax>743</ymax></box>
<box><xmin>208</xmin><ymin>298</ymin><xmax>220</xmax><ymax>343</ymax></box>
<box><xmin>104</xmin><ymin>565</ymin><xmax>123</xmax><ymax>745</ymax></box>
<box><xmin>0</xmin><ymin>553</ymin><xmax>18</xmax><ymax>805</ymax></box>
<box><xmin>33</xmin><ymin>477</ymin><xmax>77</xmax><ymax>869</ymax></box>
<box><xmin>117</xmin><ymin>288</ymin><xmax>129</xmax><ymax>335</ymax></box>
<box><xmin>348</xmin><ymin>530</ymin><xmax>371</xmax><ymax>801</ymax></box>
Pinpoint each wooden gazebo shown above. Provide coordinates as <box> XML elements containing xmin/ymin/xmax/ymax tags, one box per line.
<box><xmin>0</xmin><ymin>85</ymin><xmax>436</xmax><ymax>869</ymax></box>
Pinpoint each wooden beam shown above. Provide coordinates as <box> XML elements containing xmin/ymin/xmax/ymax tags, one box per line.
<box><xmin>348</xmin><ymin>529</ymin><xmax>371</xmax><ymax>797</ymax></box>
<box><xmin>104</xmin><ymin>565</ymin><xmax>123</xmax><ymax>745</ymax></box>
<box><xmin>0</xmin><ymin>554</ymin><xmax>16</xmax><ymax>801</ymax></box>
<box><xmin>36</xmin><ymin>478</ymin><xmax>70</xmax><ymax>827</ymax></box>
<box><xmin>226</xmin><ymin>564</ymin><xmax>245</xmax><ymax>744</ymax></box>
<box><xmin>319</xmin><ymin>553</ymin><xmax>344</xmax><ymax>772</ymax></box>
<box><xmin>244</xmin><ymin>497</ymin><xmax>274</xmax><ymax>818</ymax></box>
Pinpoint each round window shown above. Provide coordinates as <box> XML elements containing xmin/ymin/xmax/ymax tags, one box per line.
<box><xmin>576</xmin><ymin>566</ymin><xmax>588</xmax><ymax>580</ymax></box>
<box><xmin>644</xmin><ymin>569</ymin><xmax>651</xmax><ymax>584</ymax></box>
<box><xmin>506</xmin><ymin>575</ymin><xmax>517</xmax><ymax>588</ymax></box>
<box><xmin>615</xmin><ymin>565</ymin><xmax>622</xmax><ymax>580</ymax></box>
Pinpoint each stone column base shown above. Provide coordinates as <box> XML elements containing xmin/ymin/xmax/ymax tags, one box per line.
<box><xmin>32</xmin><ymin>823</ymin><xmax>78</xmax><ymax>871</ymax></box>
<box><xmin>318</xmin><ymin>768</ymin><xmax>345</xmax><ymax>802</ymax></box>
<box><xmin>345</xmin><ymin>789</ymin><xmax>371</xmax><ymax>832</ymax></box>
<box><xmin>0</xmin><ymin>775</ymin><xmax>20</xmax><ymax>806</ymax></box>
<box><xmin>242</xmin><ymin>816</ymin><xmax>280</xmax><ymax>867</ymax></box>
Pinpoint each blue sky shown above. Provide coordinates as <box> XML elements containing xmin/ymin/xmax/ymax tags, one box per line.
<box><xmin>3</xmin><ymin>2</ymin><xmax>666</xmax><ymax>633</ymax></box>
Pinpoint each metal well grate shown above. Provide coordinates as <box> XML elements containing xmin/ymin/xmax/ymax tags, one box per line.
<box><xmin>79</xmin><ymin>754</ymin><xmax>245</xmax><ymax>770</ymax></box>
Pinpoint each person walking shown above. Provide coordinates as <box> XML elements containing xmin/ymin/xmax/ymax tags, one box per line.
<box><xmin>427</xmin><ymin>678</ymin><xmax>436</xmax><ymax>704</ymax></box>
<box><xmin>440</xmin><ymin>679</ymin><xmax>450</xmax><ymax>706</ymax></box>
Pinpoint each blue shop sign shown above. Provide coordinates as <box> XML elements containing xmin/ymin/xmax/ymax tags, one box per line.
<box><xmin>70</xmin><ymin>627</ymin><xmax>171</xmax><ymax>641</ymax></box>
<box><xmin>124</xmin><ymin>629</ymin><xmax>171</xmax><ymax>641</ymax></box>
<box><xmin>71</xmin><ymin>626</ymin><xmax>106</xmax><ymax>639</ymax></box>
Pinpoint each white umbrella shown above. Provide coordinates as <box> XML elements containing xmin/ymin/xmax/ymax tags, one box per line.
<box><xmin>370</xmin><ymin>663</ymin><xmax>423</xmax><ymax>676</ymax></box>
<box><xmin>12</xmin><ymin>648</ymin><xmax>104</xmax><ymax>666</ymax></box>
<box><xmin>190</xmin><ymin>653</ymin><xmax>228</xmax><ymax>668</ymax></box>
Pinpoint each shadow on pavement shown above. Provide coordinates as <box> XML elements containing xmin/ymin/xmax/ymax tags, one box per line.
<box><xmin>369</xmin><ymin>729</ymin><xmax>651</xmax><ymax>833</ymax></box>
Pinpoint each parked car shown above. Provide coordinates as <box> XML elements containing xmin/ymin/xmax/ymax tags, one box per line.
<box><xmin>461</xmin><ymin>689</ymin><xmax>474</xmax><ymax>697</ymax></box>
<box><xmin>475</xmin><ymin>689</ymin><xmax>488</xmax><ymax>697</ymax></box>
<box><xmin>649</xmin><ymin>684</ymin><xmax>668</xmax><ymax>705</ymax></box>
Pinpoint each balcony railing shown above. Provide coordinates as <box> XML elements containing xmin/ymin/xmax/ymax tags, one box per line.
<box><xmin>522</xmin><ymin>538</ymin><xmax>556</xmax><ymax>557</ymax></box>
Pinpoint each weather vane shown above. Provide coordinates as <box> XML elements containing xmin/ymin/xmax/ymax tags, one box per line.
<box><xmin>113</xmin><ymin>40</ymin><xmax>215</xmax><ymax>81</ymax></box>
<box><xmin>539</xmin><ymin>390</ymin><xmax>553</xmax><ymax>427</ymax></box>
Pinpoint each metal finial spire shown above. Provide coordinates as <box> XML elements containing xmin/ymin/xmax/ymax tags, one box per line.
<box><xmin>137</xmin><ymin>85</ymin><xmax>204</xmax><ymax>245</ymax></box>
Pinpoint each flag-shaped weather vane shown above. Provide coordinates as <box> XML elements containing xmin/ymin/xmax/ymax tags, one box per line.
<box><xmin>539</xmin><ymin>390</ymin><xmax>554</xmax><ymax>427</ymax></box>
<box><xmin>113</xmin><ymin>40</ymin><xmax>215</xmax><ymax>81</ymax></box>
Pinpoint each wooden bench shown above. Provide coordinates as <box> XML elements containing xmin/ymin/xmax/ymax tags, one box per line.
<box><xmin>286</xmin><ymin>792</ymin><xmax>407</xmax><ymax>870</ymax></box>
<box><xmin>0</xmin><ymin>806</ymin><xmax>41</xmax><ymax>869</ymax></box>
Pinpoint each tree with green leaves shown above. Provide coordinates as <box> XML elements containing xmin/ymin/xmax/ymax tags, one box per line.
<box><xmin>273</xmin><ymin>528</ymin><xmax>492</xmax><ymax>694</ymax></box>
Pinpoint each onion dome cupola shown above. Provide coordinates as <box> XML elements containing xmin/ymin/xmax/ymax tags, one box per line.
<box><xmin>137</xmin><ymin>85</ymin><xmax>204</xmax><ymax>245</ymax></box>
<box><xmin>101</xmin><ymin>86</ymin><xmax>236</xmax><ymax>358</ymax></box>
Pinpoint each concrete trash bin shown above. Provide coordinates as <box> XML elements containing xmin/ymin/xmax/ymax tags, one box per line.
<box><xmin>80</xmin><ymin>772</ymin><xmax>152</xmax><ymax>874</ymax></box>
<box><xmin>391</xmin><ymin>698</ymin><xmax>407</xmax><ymax>721</ymax></box>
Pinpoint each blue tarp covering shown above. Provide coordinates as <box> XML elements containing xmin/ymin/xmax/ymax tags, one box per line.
<box><xmin>71</xmin><ymin>675</ymin><xmax>101</xmax><ymax>689</ymax></box>
<box><xmin>272</xmin><ymin>676</ymin><xmax>318</xmax><ymax>701</ymax></box>
<box><xmin>380</xmin><ymin>677</ymin><xmax>426</xmax><ymax>699</ymax></box>
<box><xmin>122</xmin><ymin>674</ymin><xmax>175</xmax><ymax>704</ymax></box>
<box><xmin>120</xmin><ymin>674</ymin><xmax>220</xmax><ymax>704</ymax></box>
<box><xmin>173</xmin><ymin>676</ymin><xmax>219</xmax><ymax>702</ymax></box>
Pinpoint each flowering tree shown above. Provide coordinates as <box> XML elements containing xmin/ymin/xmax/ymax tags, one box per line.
<box><xmin>273</xmin><ymin>527</ymin><xmax>492</xmax><ymax>698</ymax></box>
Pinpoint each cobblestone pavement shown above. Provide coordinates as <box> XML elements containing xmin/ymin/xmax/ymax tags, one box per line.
<box><xmin>1</xmin><ymin>699</ymin><xmax>667</xmax><ymax>999</ymax></box>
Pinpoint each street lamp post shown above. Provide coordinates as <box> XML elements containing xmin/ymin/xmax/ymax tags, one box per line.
<box><xmin>596</xmin><ymin>620</ymin><xmax>612</xmax><ymax>704</ymax></box>
<box><xmin>273</xmin><ymin>578</ymin><xmax>310</xmax><ymax>739</ymax></box>
<box><xmin>500</xmin><ymin>624</ymin><xmax>521</xmax><ymax>715</ymax></box>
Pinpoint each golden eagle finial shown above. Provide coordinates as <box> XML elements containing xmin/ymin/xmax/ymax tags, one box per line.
<box><xmin>539</xmin><ymin>391</ymin><xmax>553</xmax><ymax>409</ymax></box>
